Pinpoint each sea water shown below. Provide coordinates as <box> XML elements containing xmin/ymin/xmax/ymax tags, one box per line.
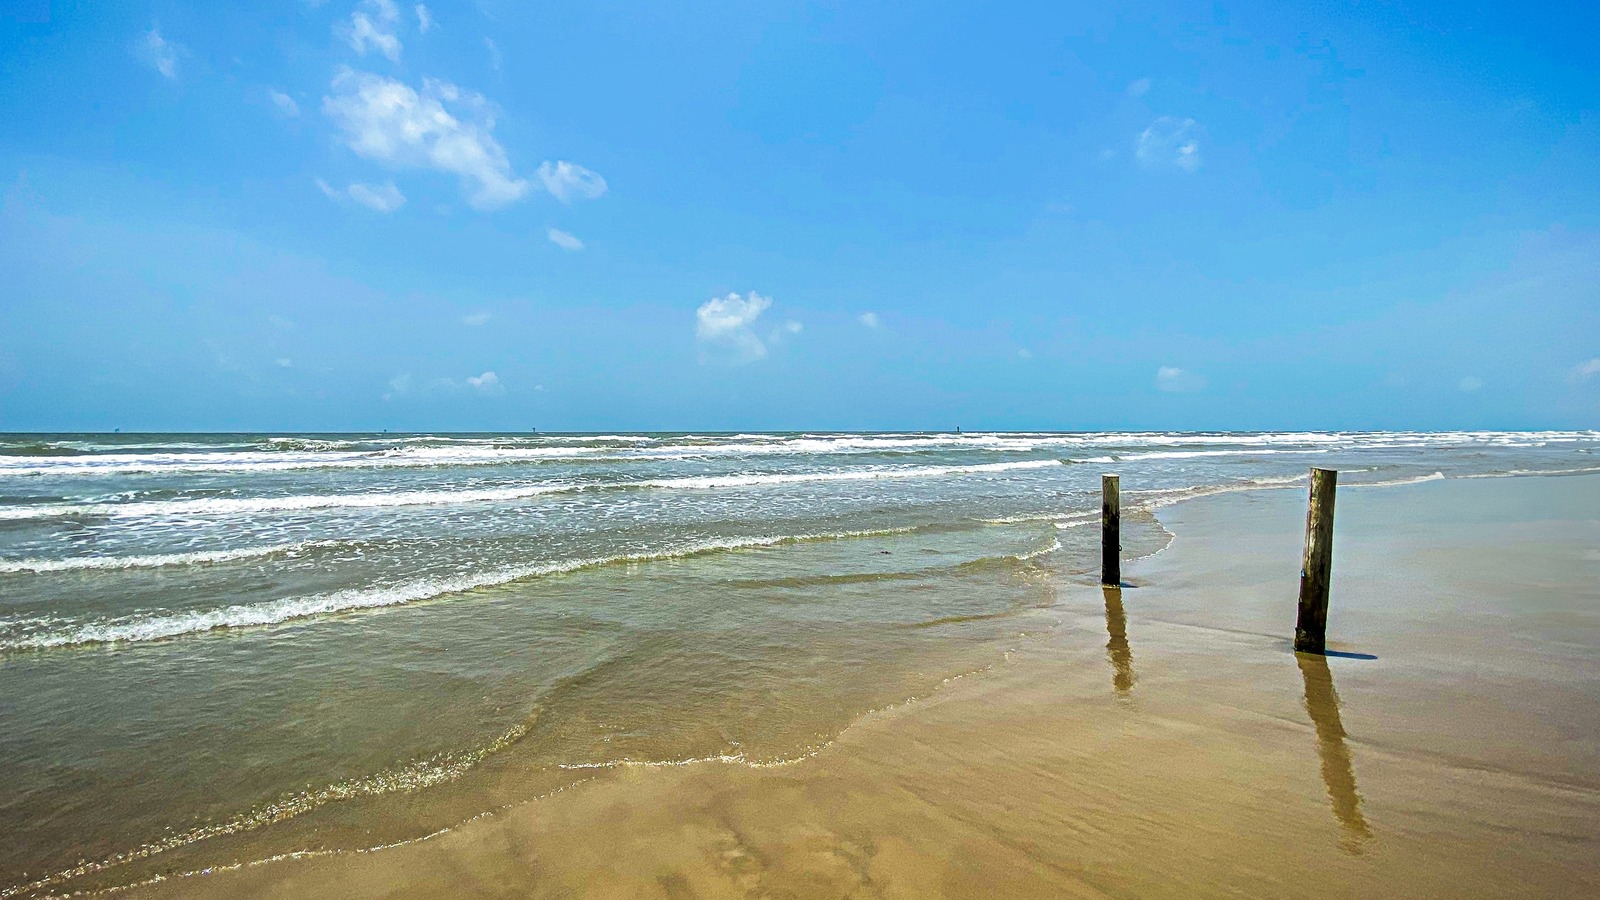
<box><xmin>1</xmin><ymin>431</ymin><xmax>1596</xmax><ymax>895</ymax></box>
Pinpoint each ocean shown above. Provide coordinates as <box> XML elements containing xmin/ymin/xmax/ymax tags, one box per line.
<box><xmin>1</xmin><ymin>430</ymin><xmax>1597</xmax><ymax>896</ymax></box>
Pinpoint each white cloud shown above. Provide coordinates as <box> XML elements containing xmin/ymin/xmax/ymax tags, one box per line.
<box><xmin>696</xmin><ymin>292</ymin><xmax>772</xmax><ymax>364</ymax></box>
<box><xmin>1458</xmin><ymin>376</ymin><xmax>1484</xmax><ymax>392</ymax></box>
<box><xmin>346</xmin><ymin>181</ymin><xmax>406</xmax><ymax>211</ymax></box>
<box><xmin>323</xmin><ymin>68</ymin><xmax>529</xmax><ymax>209</ymax></box>
<box><xmin>485</xmin><ymin>37</ymin><xmax>503</xmax><ymax>72</ymax></box>
<box><xmin>268</xmin><ymin>90</ymin><xmax>301</xmax><ymax>117</ymax></box>
<box><xmin>858</xmin><ymin>311</ymin><xmax>880</xmax><ymax>328</ymax></box>
<box><xmin>414</xmin><ymin>3</ymin><xmax>433</xmax><ymax>33</ymax></box>
<box><xmin>1155</xmin><ymin>366</ymin><xmax>1205</xmax><ymax>393</ymax></box>
<box><xmin>1136</xmin><ymin>116</ymin><xmax>1201</xmax><ymax>172</ymax></box>
<box><xmin>315</xmin><ymin>178</ymin><xmax>406</xmax><ymax>212</ymax></box>
<box><xmin>1017</xmin><ymin>348</ymin><xmax>1033</xmax><ymax>360</ymax></box>
<box><xmin>276</xmin><ymin>358</ymin><xmax>294</xmax><ymax>368</ymax></box>
<box><xmin>1571</xmin><ymin>358</ymin><xmax>1600</xmax><ymax>381</ymax></box>
<box><xmin>462</xmin><ymin>311</ymin><xmax>492</xmax><ymax>327</ymax></box>
<box><xmin>340</xmin><ymin>0</ymin><xmax>403</xmax><ymax>62</ymax></box>
<box><xmin>1127</xmin><ymin>77</ymin><xmax>1151</xmax><ymax>97</ymax></box>
<box><xmin>466</xmin><ymin>371</ymin><xmax>503</xmax><ymax>394</ymax></box>
<box><xmin>141</xmin><ymin>25</ymin><xmax>179</xmax><ymax>80</ymax></box>
<box><xmin>547</xmin><ymin>227</ymin><xmax>584</xmax><ymax>251</ymax></box>
<box><xmin>537</xmin><ymin>161</ymin><xmax>608</xmax><ymax>203</ymax></box>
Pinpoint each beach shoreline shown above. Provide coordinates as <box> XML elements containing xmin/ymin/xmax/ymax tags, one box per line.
<box><xmin>104</xmin><ymin>471</ymin><xmax>1600</xmax><ymax>899</ymax></box>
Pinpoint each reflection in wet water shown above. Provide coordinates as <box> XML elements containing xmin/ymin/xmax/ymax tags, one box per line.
<box><xmin>1101</xmin><ymin>586</ymin><xmax>1135</xmax><ymax>696</ymax></box>
<box><xmin>1296</xmin><ymin>652</ymin><xmax>1373</xmax><ymax>853</ymax></box>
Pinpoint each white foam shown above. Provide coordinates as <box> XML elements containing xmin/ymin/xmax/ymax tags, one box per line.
<box><xmin>1458</xmin><ymin>466</ymin><xmax>1600</xmax><ymax>479</ymax></box>
<box><xmin>638</xmin><ymin>459</ymin><xmax>1062</xmax><ymax>490</ymax></box>
<box><xmin>1346</xmin><ymin>471</ymin><xmax>1446</xmax><ymax>488</ymax></box>
<box><xmin>1130</xmin><ymin>472</ymin><xmax>1311</xmax><ymax>509</ymax></box>
<box><xmin>6</xmin><ymin>430</ymin><xmax>1598</xmax><ymax>477</ymax></box>
<box><xmin>0</xmin><ymin>483</ymin><xmax>576</xmax><ymax>521</ymax></box>
<box><xmin>2</xmin><ymin>528</ymin><xmax>918</xmax><ymax>649</ymax></box>
<box><xmin>0</xmin><ymin>541</ymin><xmax>338</xmax><ymax>574</ymax></box>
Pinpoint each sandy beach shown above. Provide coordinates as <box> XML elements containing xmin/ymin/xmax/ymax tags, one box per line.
<box><xmin>118</xmin><ymin>472</ymin><xmax>1600</xmax><ymax>899</ymax></box>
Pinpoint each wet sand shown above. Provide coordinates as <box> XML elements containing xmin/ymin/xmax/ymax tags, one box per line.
<box><xmin>131</xmin><ymin>474</ymin><xmax>1600</xmax><ymax>898</ymax></box>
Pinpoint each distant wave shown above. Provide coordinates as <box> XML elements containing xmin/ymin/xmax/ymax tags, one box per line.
<box><xmin>0</xmin><ymin>460</ymin><xmax>1061</xmax><ymax>521</ymax></box>
<box><xmin>0</xmin><ymin>441</ymin><xmax>85</xmax><ymax>457</ymax></box>
<box><xmin>1130</xmin><ymin>473</ymin><xmax>1312</xmax><ymax>509</ymax></box>
<box><xmin>1079</xmin><ymin>448</ymin><xmax>1333</xmax><ymax>463</ymax></box>
<box><xmin>637</xmin><ymin>459</ymin><xmax>1061</xmax><ymax>490</ymax></box>
<box><xmin>1458</xmin><ymin>465</ymin><xmax>1600</xmax><ymax>480</ymax></box>
<box><xmin>1345</xmin><ymin>471</ymin><xmax>1446</xmax><ymax>488</ymax></box>
<box><xmin>1</xmin><ymin>527</ymin><xmax>921</xmax><ymax>650</ymax></box>
<box><xmin>6</xmin><ymin>430</ymin><xmax>1598</xmax><ymax>476</ymax></box>
<box><xmin>0</xmin><ymin>483</ymin><xmax>577</xmax><ymax>521</ymax></box>
<box><xmin>0</xmin><ymin>540</ymin><xmax>341</xmax><ymax>574</ymax></box>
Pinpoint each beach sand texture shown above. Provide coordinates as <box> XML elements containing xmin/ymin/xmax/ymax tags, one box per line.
<box><xmin>129</xmin><ymin>473</ymin><xmax>1600</xmax><ymax>899</ymax></box>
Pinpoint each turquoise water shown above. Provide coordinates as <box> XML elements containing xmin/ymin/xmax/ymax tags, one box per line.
<box><xmin>1</xmin><ymin>430</ymin><xmax>1596</xmax><ymax>896</ymax></box>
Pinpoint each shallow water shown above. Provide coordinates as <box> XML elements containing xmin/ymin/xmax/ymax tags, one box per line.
<box><xmin>1</xmin><ymin>430</ymin><xmax>1596</xmax><ymax>896</ymax></box>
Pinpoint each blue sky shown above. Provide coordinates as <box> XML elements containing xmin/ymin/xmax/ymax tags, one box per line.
<box><xmin>1</xmin><ymin>0</ymin><xmax>1597</xmax><ymax>431</ymax></box>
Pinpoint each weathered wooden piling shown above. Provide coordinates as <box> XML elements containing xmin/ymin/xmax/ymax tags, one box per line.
<box><xmin>1101</xmin><ymin>474</ymin><xmax>1120</xmax><ymax>586</ymax></box>
<box><xmin>1294</xmin><ymin>467</ymin><xmax>1338</xmax><ymax>653</ymax></box>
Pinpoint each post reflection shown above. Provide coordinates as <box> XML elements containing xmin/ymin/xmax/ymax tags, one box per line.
<box><xmin>1296</xmin><ymin>652</ymin><xmax>1373</xmax><ymax>853</ymax></box>
<box><xmin>1101</xmin><ymin>586</ymin><xmax>1135</xmax><ymax>696</ymax></box>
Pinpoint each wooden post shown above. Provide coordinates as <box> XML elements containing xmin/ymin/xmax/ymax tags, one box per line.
<box><xmin>1294</xmin><ymin>468</ymin><xmax>1338</xmax><ymax>653</ymax></box>
<box><xmin>1101</xmin><ymin>474</ymin><xmax>1120</xmax><ymax>586</ymax></box>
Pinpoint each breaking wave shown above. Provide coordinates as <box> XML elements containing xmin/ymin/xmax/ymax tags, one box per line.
<box><xmin>2</xmin><ymin>527</ymin><xmax>921</xmax><ymax>650</ymax></box>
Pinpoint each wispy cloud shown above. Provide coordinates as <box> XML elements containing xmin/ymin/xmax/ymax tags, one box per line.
<box><xmin>268</xmin><ymin>90</ymin><xmax>300</xmax><ymax>117</ymax></box>
<box><xmin>485</xmin><ymin>37</ymin><xmax>503</xmax><ymax>72</ymax></box>
<box><xmin>1571</xmin><ymin>358</ymin><xmax>1600</xmax><ymax>381</ymax></box>
<box><xmin>323</xmin><ymin>68</ymin><xmax>528</xmax><ymax>209</ymax></box>
<box><xmin>383</xmin><ymin>373</ymin><xmax>413</xmax><ymax>401</ymax></box>
<box><xmin>462</xmin><ymin>311</ymin><xmax>491</xmax><ymax>327</ymax></box>
<box><xmin>340</xmin><ymin>0</ymin><xmax>403</xmax><ymax>62</ymax></box>
<box><xmin>1126</xmin><ymin>77</ymin><xmax>1151</xmax><ymax>97</ymax></box>
<box><xmin>1458</xmin><ymin>375</ymin><xmax>1484</xmax><ymax>392</ymax></box>
<box><xmin>141</xmin><ymin>25</ymin><xmax>180</xmax><ymax>80</ymax></box>
<box><xmin>547</xmin><ymin>227</ymin><xmax>584</xmax><ymax>251</ymax></box>
<box><xmin>315</xmin><ymin>178</ymin><xmax>406</xmax><ymax>212</ymax></box>
<box><xmin>696</xmin><ymin>292</ymin><xmax>773</xmax><ymax>364</ymax></box>
<box><xmin>857</xmin><ymin>311</ymin><xmax>880</xmax><ymax>328</ymax></box>
<box><xmin>769</xmin><ymin>319</ymin><xmax>803</xmax><ymax>344</ymax></box>
<box><xmin>537</xmin><ymin>161</ymin><xmax>608</xmax><ymax>203</ymax></box>
<box><xmin>1136</xmin><ymin>116</ymin><xmax>1201</xmax><ymax>172</ymax></box>
<box><xmin>346</xmin><ymin>181</ymin><xmax>406</xmax><ymax>211</ymax></box>
<box><xmin>1155</xmin><ymin>366</ymin><xmax>1205</xmax><ymax>392</ymax></box>
<box><xmin>414</xmin><ymin>3</ymin><xmax>433</xmax><ymax>33</ymax></box>
<box><xmin>384</xmin><ymin>370</ymin><xmax>505</xmax><ymax>398</ymax></box>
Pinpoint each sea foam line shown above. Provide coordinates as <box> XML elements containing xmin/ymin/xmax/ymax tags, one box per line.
<box><xmin>2</xmin><ymin>528</ymin><xmax>919</xmax><ymax>650</ymax></box>
<box><xmin>0</xmin><ymin>460</ymin><xmax>1062</xmax><ymax>521</ymax></box>
<box><xmin>0</xmin><ymin>540</ymin><xmax>339</xmax><ymax>574</ymax></box>
<box><xmin>6</xmin><ymin>431</ymin><xmax>1597</xmax><ymax>477</ymax></box>
<box><xmin>0</xmin><ymin>483</ymin><xmax>578</xmax><ymax>521</ymax></box>
<box><xmin>1128</xmin><ymin>472</ymin><xmax>1312</xmax><ymax>509</ymax></box>
<box><xmin>637</xmin><ymin>458</ymin><xmax>1061</xmax><ymax>490</ymax></box>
